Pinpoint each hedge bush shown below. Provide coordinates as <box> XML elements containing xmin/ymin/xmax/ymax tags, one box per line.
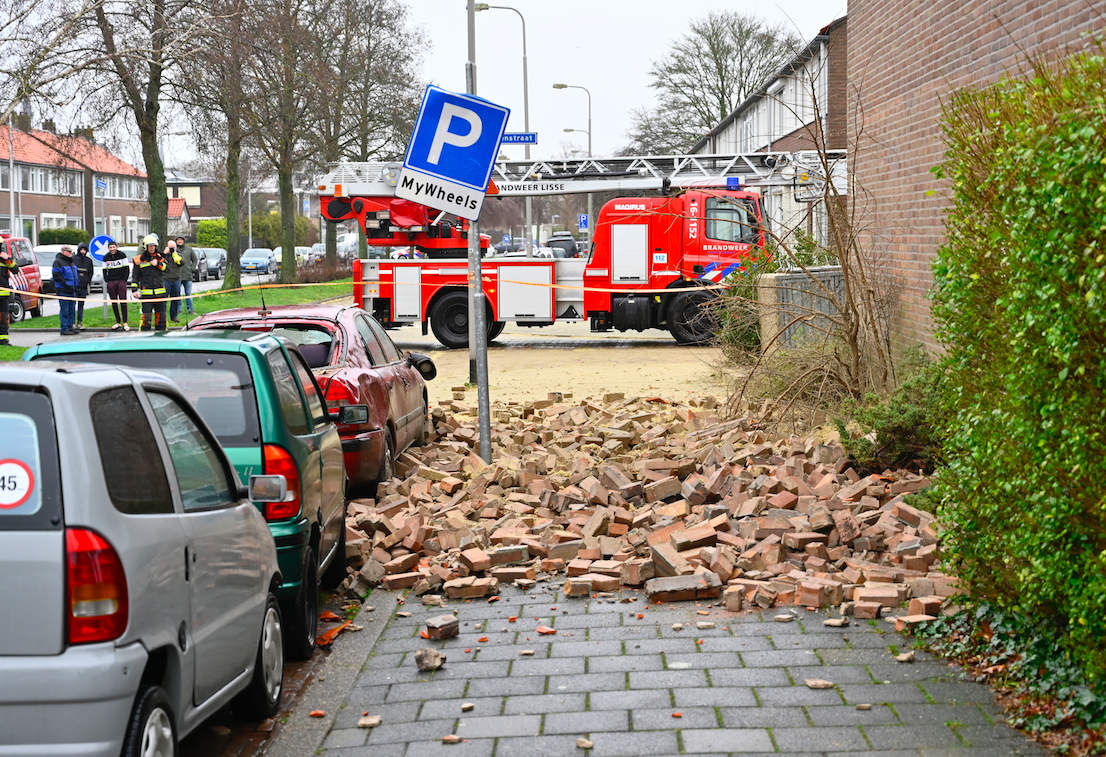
<box><xmin>932</xmin><ymin>43</ymin><xmax>1106</xmax><ymax>682</ymax></box>
<box><xmin>38</xmin><ymin>227</ymin><xmax>89</xmax><ymax>245</ymax></box>
<box><xmin>196</xmin><ymin>218</ymin><xmax>227</xmax><ymax>248</ymax></box>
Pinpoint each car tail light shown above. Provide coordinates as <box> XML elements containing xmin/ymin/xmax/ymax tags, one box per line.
<box><xmin>325</xmin><ymin>379</ymin><xmax>357</xmax><ymax>408</ymax></box>
<box><xmin>66</xmin><ymin>529</ymin><xmax>129</xmax><ymax>644</ymax></box>
<box><xmin>263</xmin><ymin>444</ymin><xmax>301</xmax><ymax>520</ymax></box>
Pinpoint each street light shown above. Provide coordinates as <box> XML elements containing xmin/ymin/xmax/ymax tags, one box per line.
<box><xmin>553</xmin><ymin>83</ymin><xmax>593</xmax><ymax>246</ymax></box>
<box><xmin>476</xmin><ymin>3</ymin><xmax>533</xmax><ymax>257</ymax></box>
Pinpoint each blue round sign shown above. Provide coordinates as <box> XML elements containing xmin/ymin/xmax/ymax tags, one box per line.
<box><xmin>88</xmin><ymin>234</ymin><xmax>115</xmax><ymax>263</ymax></box>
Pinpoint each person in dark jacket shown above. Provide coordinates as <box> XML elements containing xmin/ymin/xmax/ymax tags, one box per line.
<box><xmin>73</xmin><ymin>244</ymin><xmax>94</xmax><ymax>330</ymax></box>
<box><xmin>52</xmin><ymin>246</ymin><xmax>80</xmax><ymax>335</ymax></box>
<box><xmin>102</xmin><ymin>241</ymin><xmax>131</xmax><ymax>331</ymax></box>
<box><xmin>130</xmin><ymin>235</ymin><xmax>168</xmax><ymax>331</ymax></box>
<box><xmin>0</xmin><ymin>244</ymin><xmax>17</xmax><ymax>345</ymax></box>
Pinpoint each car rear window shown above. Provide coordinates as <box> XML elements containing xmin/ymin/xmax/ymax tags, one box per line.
<box><xmin>42</xmin><ymin>352</ymin><xmax>261</xmax><ymax>448</ymax></box>
<box><xmin>0</xmin><ymin>389</ymin><xmax>62</xmax><ymax>530</ymax></box>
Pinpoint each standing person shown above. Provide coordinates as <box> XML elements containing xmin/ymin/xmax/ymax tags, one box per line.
<box><xmin>174</xmin><ymin>236</ymin><xmax>198</xmax><ymax>316</ymax></box>
<box><xmin>130</xmin><ymin>235</ymin><xmax>168</xmax><ymax>332</ymax></box>
<box><xmin>162</xmin><ymin>238</ymin><xmax>184</xmax><ymax>322</ymax></box>
<box><xmin>0</xmin><ymin>244</ymin><xmax>16</xmax><ymax>346</ymax></box>
<box><xmin>52</xmin><ymin>246</ymin><xmax>80</xmax><ymax>336</ymax></box>
<box><xmin>102</xmin><ymin>241</ymin><xmax>131</xmax><ymax>331</ymax></box>
<box><xmin>73</xmin><ymin>243</ymin><xmax>94</xmax><ymax>330</ymax></box>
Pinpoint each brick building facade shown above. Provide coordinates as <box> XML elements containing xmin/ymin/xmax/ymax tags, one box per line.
<box><xmin>847</xmin><ymin>1</ymin><xmax>1102</xmax><ymax>351</ymax></box>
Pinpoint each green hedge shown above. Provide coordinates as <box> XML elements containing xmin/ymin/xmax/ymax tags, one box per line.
<box><xmin>196</xmin><ymin>218</ymin><xmax>227</xmax><ymax>248</ymax></box>
<box><xmin>932</xmin><ymin>44</ymin><xmax>1106</xmax><ymax>682</ymax></box>
<box><xmin>38</xmin><ymin>228</ymin><xmax>90</xmax><ymax>245</ymax></box>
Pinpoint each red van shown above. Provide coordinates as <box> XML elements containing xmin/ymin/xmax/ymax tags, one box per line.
<box><xmin>0</xmin><ymin>235</ymin><xmax>42</xmax><ymax>320</ymax></box>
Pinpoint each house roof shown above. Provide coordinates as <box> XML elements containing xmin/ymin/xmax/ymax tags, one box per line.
<box><xmin>689</xmin><ymin>15</ymin><xmax>846</xmax><ymax>154</ymax></box>
<box><xmin>0</xmin><ymin>124</ymin><xmax>145</xmax><ymax>177</ymax></box>
<box><xmin>167</xmin><ymin>198</ymin><xmax>187</xmax><ymax>219</ymax></box>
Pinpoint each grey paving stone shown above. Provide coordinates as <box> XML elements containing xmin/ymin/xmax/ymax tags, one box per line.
<box><xmin>919</xmin><ymin>681</ymin><xmax>1000</xmax><ymax>705</ymax></box>
<box><xmin>455</xmin><ymin>713</ymin><xmax>542</xmax><ymax>739</ymax></box>
<box><xmin>587</xmin><ymin>654</ymin><xmax>666</xmax><ymax>673</ymax></box>
<box><xmin>865</xmin><ymin>724</ymin><xmax>964</xmax><ymax>750</ymax></box>
<box><xmin>820</xmin><ymin>648</ymin><xmax>901</xmax><ymax>665</ymax></box>
<box><xmin>588</xmin><ymin>729</ymin><xmax>681</xmax><ymax>756</ymax></box>
<box><xmin>686</xmin><ymin>636</ymin><xmax>775</xmax><ymax>652</ymax></box>
<box><xmin>587</xmin><ymin>625</ymin><xmax>660</xmax><ymax>641</ymax></box>
<box><xmin>848</xmin><ymin>633</ymin><xmax>906</xmax><ymax>648</ymax></box>
<box><xmin>363</xmin><ymin>652</ymin><xmax>406</xmax><ymax>670</ymax></box>
<box><xmin>585</xmin><ymin>598</ymin><xmax>641</xmax><ymax>613</ymax></box>
<box><xmin>718</xmin><ymin>705</ymin><xmax>810</xmax><ymax>728</ymax></box>
<box><xmin>451</xmin><ymin>632</ymin><xmax>518</xmax><ymax>647</ymax></box>
<box><xmin>670</xmin><ymin>688</ymin><xmax>759</xmax><ymax>709</ymax></box>
<box><xmin>346</xmin><ymin>684</ymin><xmax>390</xmax><ymax>707</ymax></box>
<box><xmin>322</xmin><ymin>728</ymin><xmax>368</xmax><ymax>750</ymax></box>
<box><xmin>554</xmin><ymin>612</ymin><xmax>623</xmax><ymax>628</ymax></box>
<box><xmin>543</xmin><ymin>709</ymin><xmax>631</xmax><ymax>734</ymax></box>
<box><xmin>519</xmin><ymin>604</ymin><xmax>565</xmax><ymax>617</ymax></box>
<box><xmin>385</xmin><ymin>679</ymin><xmax>469</xmax><ymax>702</ymax></box>
<box><xmin>373</xmin><ymin>638</ymin><xmax>440</xmax><ymax>655</ymax></box>
<box><xmin>452</xmin><ymin>604</ymin><xmax>524</xmax><ymax>620</ymax></box>
<box><xmin>658</xmin><ymin>622</ymin><xmax>732</xmax><ymax>638</ymax></box>
<box><xmin>321</xmin><ymin>742</ymin><xmax>407</xmax><ymax>757</ymax></box>
<box><xmin>624</xmin><ymin>638</ymin><xmax>700</xmax><ymax>655</ymax></box>
<box><xmin>754</xmin><ymin>685</ymin><xmax>845</xmax><ymax>707</ymax></box>
<box><xmin>503</xmin><ymin>693</ymin><xmax>587</xmax><ymax>715</ymax></box>
<box><xmin>415</xmin><ymin>696</ymin><xmax>501</xmax><ymax>720</ymax></box>
<box><xmin>334</xmin><ymin>699</ymin><xmax>422</xmax><ymax>729</ymax></box>
<box><xmin>628</xmin><ymin>669</ymin><xmax>710</xmax><ymax>689</ymax></box>
<box><xmin>381</xmin><ymin>624</ymin><xmax>423</xmax><ymax>640</ymax></box>
<box><xmin>867</xmin><ymin>663</ymin><xmax>959</xmax><ymax>683</ymax></box>
<box><xmin>839</xmin><ymin>682</ymin><xmax>932</xmax><ymax>704</ymax></box>
<box><xmin>548</xmin><ymin>671</ymin><xmax>626</xmax><ymax>693</ymax></box>
<box><xmin>787</xmin><ymin>665</ymin><xmax>875</xmax><ymax>684</ymax></box>
<box><xmin>741</xmin><ymin>649</ymin><xmax>822</xmax><ymax>667</ymax></box>
<box><xmin>399</xmin><ymin>737</ymin><xmax>493</xmax><ymax>757</ymax></box>
<box><xmin>511</xmin><ymin>656</ymin><xmax>587</xmax><ymax>676</ymax></box>
<box><xmin>954</xmin><ymin>724</ymin><xmax>1038</xmax><ymax>747</ymax></box>
<box><xmin>805</xmin><ymin>702</ymin><xmax>900</xmax><ymax>726</ymax></box>
<box><xmin>834</xmin><ymin>752</ymin><xmax>920</xmax><ymax>757</ymax></box>
<box><xmin>473</xmin><ymin>643</ymin><xmax>551</xmax><ymax>660</ymax></box>
<box><xmin>464</xmin><ymin>675</ymin><xmax>547</xmax><ymax>698</ymax></box>
<box><xmin>590</xmin><ymin>689</ymin><xmax>673</xmax><ymax>710</ymax></box>
<box><xmin>706</xmin><ymin>667</ymin><xmax>791</xmax><ymax>688</ymax></box>
<box><xmin>365</xmin><ymin>718</ymin><xmax>457</xmax><ymax>745</ymax></box>
<box><xmin>358</xmin><ymin>666</ymin><xmax>430</xmax><ymax>685</ymax></box>
<box><xmin>680</xmin><ymin>727</ymin><xmax>775</xmax><ymax>753</ymax></box>
<box><xmin>425</xmin><ymin>661</ymin><xmax>511</xmax><ymax>680</ymax></box>
<box><xmin>632</xmin><ymin>706</ymin><xmax>719</xmax><ymax>730</ymax></box>
<box><xmin>548</xmin><ymin>640</ymin><xmax>624</xmax><ymax>657</ymax></box>
<box><xmin>495</xmin><ymin>734</ymin><xmax>589</xmax><ymax>757</ymax></box>
<box><xmin>891</xmin><ymin>703</ymin><xmax>993</xmax><ymax>727</ymax></box>
<box><xmin>771</xmin><ymin>725</ymin><xmax>870</xmax><ymax>752</ymax></box>
<box><xmin>663</xmin><ymin>652</ymin><xmax>743</xmax><ymax>669</ymax></box>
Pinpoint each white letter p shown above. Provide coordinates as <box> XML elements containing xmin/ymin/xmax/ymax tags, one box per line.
<box><xmin>428</xmin><ymin>103</ymin><xmax>482</xmax><ymax>164</ymax></box>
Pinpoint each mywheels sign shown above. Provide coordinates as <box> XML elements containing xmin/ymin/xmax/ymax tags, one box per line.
<box><xmin>395</xmin><ymin>85</ymin><xmax>510</xmax><ymax>221</ymax></box>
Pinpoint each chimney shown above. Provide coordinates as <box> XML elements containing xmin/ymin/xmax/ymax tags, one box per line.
<box><xmin>42</xmin><ymin>119</ymin><xmax>56</xmax><ymax>134</ymax></box>
<box><xmin>13</xmin><ymin>114</ymin><xmax>31</xmax><ymax>132</ymax></box>
<box><xmin>73</xmin><ymin>127</ymin><xmax>94</xmax><ymax>143</ymax></box>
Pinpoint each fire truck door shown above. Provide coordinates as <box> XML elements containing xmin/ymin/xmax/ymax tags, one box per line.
<box><xmin>610</xmin><ymin>224</ymin><xmax>649</xmax><ymax>283</ymax></box>
<box><xmin>394</xmin><ymin>265</ymin><xmax>421</xmax><ymax>320</ymax></box>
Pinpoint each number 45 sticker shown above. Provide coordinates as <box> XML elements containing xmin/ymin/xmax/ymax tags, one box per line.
<box><xmin>0</xmin><ymin>459</ymin><xmax>35</xmax><ymax>509</ymax></box>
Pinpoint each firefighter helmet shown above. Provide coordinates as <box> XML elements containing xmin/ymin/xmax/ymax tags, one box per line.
<box><xmin>142</xmin><ymin>234</ymin><xmax>158</xmax><ymax>247</ymax></box>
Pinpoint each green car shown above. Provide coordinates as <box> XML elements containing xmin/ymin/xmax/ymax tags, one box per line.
<box><xmin>24</xmin><ymin>332</ymin><xmax>362</xmax><ymax>660</ymax></box>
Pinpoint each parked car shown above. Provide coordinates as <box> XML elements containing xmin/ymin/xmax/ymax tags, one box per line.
<box><xmin>187</xmin><ymin>304</ymin><xmax>436</xmax><ymax>493</ymax></box>
<box><xmin>241</xmin><ymin>248</ymin><xmax>277</xmax><ymax>275</ymax></box>
<box><xmin>546</xmin><ymin>238</ymin><xmax>579</xmax><ymax>257</ymax></box>
<box><xmin>309</xmin><ymin>243</ymin><xmax>326</xmax><ymax>262</ymax></box>
<box><xmin>34</xmin><ymin>244</ymin><xmax>105</xmax><ymax>293</ymax></box>
<box><xmin>204</xmin><ymin>247</ymin><xmax>228</xmax><ymax>279</ymax></box>
<box><xmin>23</xmin><ymin>332</ymin><xmax>357</xmax><ymax>660</ymax></box>
<box><xmin>1</xmin><ymin>235</ymin><xmax>42</xmax><ymax>319</ymax></box>
<box><xmin>191</xmin><ymin>247</ymin><xmax>211</xmax><ymax>282</ymax></box>
<box><xmin>0</xmin><ymin>361</ymin><xmax>285</xmax><ymax>756</ymax></box>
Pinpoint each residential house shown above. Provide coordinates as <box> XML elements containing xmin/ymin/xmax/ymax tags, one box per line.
<box><xmin>1</xmin><ymin>117</ymin><xmax>150</xmax><ymax>244</ymax></box>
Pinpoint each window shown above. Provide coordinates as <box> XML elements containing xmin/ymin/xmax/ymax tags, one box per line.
<box><xmin>0</xmin><ymin>390</ymin><xmax>62</xmax><ymax>530</ymax></box>
<box><xmin>355</xmin><ymin>316</ymin><xmax>387</xmax><ymax>366</ymax></box>
<box><xmin>267</xmin><ymin>349</ymin><xmax>310</xmax><ymax>435</ymax></box>
<box><xmin>90</xmin><ymin>386</ymin><xmax>173</xmax><ymax>515</ymax></box>
<box><xmin>290</xmin><ymin>353</ymin><xmax>329</xmax><ymax>428</ymax></box>
<box><xmin>705</xmin><ymin>197</ymin><xmax>759</xmax><ymax>243</ymax></box>
<box><xmin>41</xmin><ymin>213</ymin><xmax>66</xmax><ymax>230</ymax></box>
<box><xmin>366</xmin><ymin>317</ymin><xmax>401</xmax><ymax>363</ymax></box>
<box><xmin>148</xmin><ymin>392</ymin><xmax>237</xmax><ymax>512</ymax></box>
<box><xmin>0</xmin><ymin>165</ymin><xmax>7</xmax><ymax>190</ymax></box>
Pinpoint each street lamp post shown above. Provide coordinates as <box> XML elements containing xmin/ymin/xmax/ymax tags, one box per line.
<box><xmin>476</xmin><ymin>3</ymin><xmax>532</xmax><ymax>257</ymax></box>
<box><xmin>553</xmin><ymin>83</ymin><xmax>592</xmax><ymax>247</ymax></box>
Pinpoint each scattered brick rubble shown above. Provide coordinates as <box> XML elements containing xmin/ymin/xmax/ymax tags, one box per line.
<box><xmin>338</xmin><ymin>390</ymin><xmax>956</xmax><ymax>623</ymax></box>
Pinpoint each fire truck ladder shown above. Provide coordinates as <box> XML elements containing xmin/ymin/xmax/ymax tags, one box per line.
<box><xmin>317</xmin><ymin>150</ymin><xmax>846</xmax><ymax>198</ymax></box>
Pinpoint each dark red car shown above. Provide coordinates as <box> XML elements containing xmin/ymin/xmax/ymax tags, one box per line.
<box><xmin>0</xmin><ymin>235</ymin><xmax>42</xmax><ymax>320</ymax></box>
<box><xmin>188</xmin><ymin>304</ymin><xmax>436</xmax><ymax>491</ymax></box>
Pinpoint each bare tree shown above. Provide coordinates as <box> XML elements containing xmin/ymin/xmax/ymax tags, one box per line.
<box><xmin>623</xmin><ymin>10</ymin><xmax>800</xmax><ymax>154</ymax></box>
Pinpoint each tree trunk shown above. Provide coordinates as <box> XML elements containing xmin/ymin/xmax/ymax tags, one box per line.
<box><xmin>326</xmin><ymin>219</ymin><xmax>337</xmax><ymax>266</ymax></box>
<box><xmin>223</xmin><ymin>115</ymin><xmax>242</xmax><ymax>290</ymax></box>
<box><xmin>278</xmin><ymin>163</ymin><xmax>296</xmax><ymax>283</ymax></box>
<box><xmin>141</xmin><ymin>124</ymin><xmax>167</xmax><ymax>244</ymax></box>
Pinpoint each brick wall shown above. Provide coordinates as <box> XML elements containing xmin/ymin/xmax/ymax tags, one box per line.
<box><xmin>847</xmin><ymin>1</ymin><xmax>1101</xmax><ymax>352</ymax></box>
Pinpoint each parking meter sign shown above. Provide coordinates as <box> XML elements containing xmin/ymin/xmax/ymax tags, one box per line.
<box><xmin>396</xmin><ymin>85</ymin><xmax>510</xmax><ymax>221</ymax></box>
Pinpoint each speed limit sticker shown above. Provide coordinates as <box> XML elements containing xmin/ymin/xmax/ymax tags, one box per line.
<box><xmin>0</xmin><ymin>459</ymin><xmax>35</xmax><ymax>509</ymax></box>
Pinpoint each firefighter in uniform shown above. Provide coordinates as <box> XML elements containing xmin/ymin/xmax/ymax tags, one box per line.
<box><xmin>130</xmin><ymin>235</ymin><xmax>168</xmax><ymax>331</ymax></box>
<box><xmin>0</xmin><ymin>245</ymin><xmax>16</xmax><ymax>345</ymax></box>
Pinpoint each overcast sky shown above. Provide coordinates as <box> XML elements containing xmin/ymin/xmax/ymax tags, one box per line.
<box><xmin>410</xmin><ymin>0</ymin><xmax>844</xmax><ymax>160</ymax></box>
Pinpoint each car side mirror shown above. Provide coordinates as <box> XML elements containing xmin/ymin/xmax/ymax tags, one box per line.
<box><xmin>330</xmin><ymin>404</ymin><xmax>369</xmax><ymax>424</ymax></box>
<box><xmin>248</xmin><ymin>474</ymin><xmax>291</xmax><ymax>503</ymax></box>
<box><xmin>406</xmin><ymin>351</ymin><xmax>437</xmax><ymax>381</ymax></box>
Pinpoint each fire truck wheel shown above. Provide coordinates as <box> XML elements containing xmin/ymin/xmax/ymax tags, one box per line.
<box><xmin>668</xmin><ymin>290</ymin><xmax>719</xmax><ymax>345</ymax></box>
<box><xmin>488</xmin><ymin>321</ymin><xmax>506</xmax><ymax>341</ymax></box>
<box><xmin>430</xmin><ymin>290</ymin><xmax>471</xmax><ymax>349</ymax></box>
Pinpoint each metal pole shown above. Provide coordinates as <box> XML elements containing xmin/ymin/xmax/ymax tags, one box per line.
<box><xmin>585</xmin><ymin>87</ymin><xmax>593</xmax><ymax>248</ymax></box>
<box><xmin>466</xmin><ymin>0</ymin><xmax>492</xmax><ymax>462</ymax></box>
<box><xmin>517</xmin><ymin>8</ymin><xmax>532</xmax><ymax>258</ymax></box>
<box><xmin>7</xmin><ymin>116</ymin><xmax>14</xmax><ymax>235</ymax></box>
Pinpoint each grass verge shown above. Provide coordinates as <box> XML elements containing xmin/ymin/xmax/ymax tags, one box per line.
<box><xmin>12</xmin><ymin>278</ymin><xmax>353</xmax><ymax>331</ymax></box>
<box><xmin>0</xmin><ymin>345</ymin><xmax>27</xmax><ymax>361</ymax></box>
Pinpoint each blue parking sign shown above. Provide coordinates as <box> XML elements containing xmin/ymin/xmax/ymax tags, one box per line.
<box><xmin>578</xmin><ymin>214</ymin><xmax>588</xmax><ymax>231</ymax></box>
<box><xmin>88</xmin><ymin>234</ymin><xmax>115</xmax><ymax>263</ymax></box>
<box><xmin>396</xmin><ymin>85</ymin><xmax>510</xmax><ymax>220</ymax></box>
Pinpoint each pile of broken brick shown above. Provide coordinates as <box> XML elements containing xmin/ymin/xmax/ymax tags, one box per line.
<box><xmin>339</xmin><ymin>391</ymin><xmax>957</xmax><ymax>630</ymax></box>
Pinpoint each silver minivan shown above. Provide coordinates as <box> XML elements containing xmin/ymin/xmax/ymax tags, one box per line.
<box><xmin>0</xmin><ymin>362</ymin><xmax>286</xmax><ymax>756</ymax></box>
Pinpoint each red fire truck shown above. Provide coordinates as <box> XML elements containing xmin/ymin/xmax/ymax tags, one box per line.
<box><xmin>318</xmin><ymin>152</ymin><xmax>818</xmax><ymax>348</ymax></box>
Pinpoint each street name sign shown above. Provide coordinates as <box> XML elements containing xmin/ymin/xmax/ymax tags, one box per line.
<box><xmin>501</xmin><ymin>133</ymin><xmax>537</xmax><ymax>144</ymax></box>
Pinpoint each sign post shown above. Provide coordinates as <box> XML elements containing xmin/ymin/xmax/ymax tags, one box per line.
<box><xmin>578</xmin><ymin>214</ymin><xmax>588</xmax><ymax>232</ymax></box>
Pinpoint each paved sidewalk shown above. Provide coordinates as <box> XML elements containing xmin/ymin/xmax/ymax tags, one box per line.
<box><xmin>268</xmin><ymin>584</ymin><xmax>1044</xmax><ymax>757</ymax></box>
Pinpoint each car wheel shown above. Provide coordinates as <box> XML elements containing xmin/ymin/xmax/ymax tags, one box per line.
<box><xmin>8</xmin><ymin>297</ymin><xmax>25</xmax><ymax>322</ymax></box>
<box><xmin>429</xmin><ymin>290</ymin><xmax>470</xmax><ymax>349</ymax></box>
<box><xmin>232</xmin><ymin>593</ymin><xmax>284</xmax><ymax>719</ymax></box>
<box><xmin>668</xmin><ymin>289</ymin><xmax>720</xmax><ymax>345</ymax></box>
<box><xmin>29</xmin><ymin>304</ymin><xmax>41</xmax><ymax>319</ymax></box>
<box><xmin>121</xmin><ymin>685</ymin><xmax>177</xmax><ymax>757</ymax></box>
<box><xmin>321</xmin><ymin>519</ymin><xmax>347</xmax><ymax>589</ymax></box>
<box><xmin>281</xmin><ymin>548</ymin><xmax>318</xmax><ymax>661</ymax></box>
<box><xmin>488</xmin><ymin>321</ymin><xmax>506</xmax><ymax>342</ymax></box>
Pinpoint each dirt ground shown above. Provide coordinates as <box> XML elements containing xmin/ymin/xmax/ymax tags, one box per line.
<box><xmin>424</xmin><ymin>344</ymin><xmax>734</xmax><ymax>405</ymax></box>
